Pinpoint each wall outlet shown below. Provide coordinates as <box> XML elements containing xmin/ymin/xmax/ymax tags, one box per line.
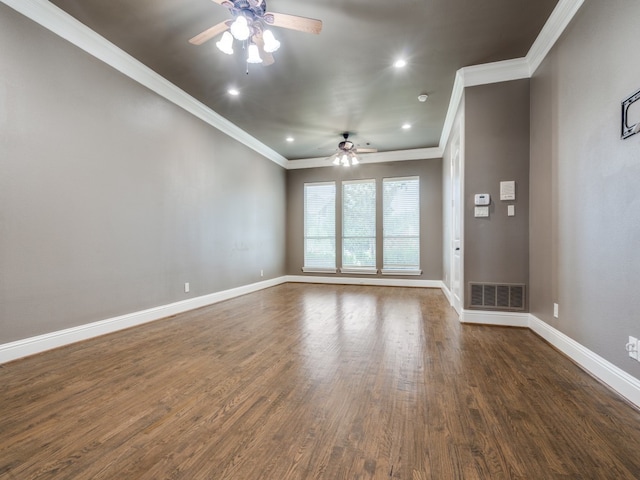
<box><xmin>553</xmin><ymin>303</ymin><xmax>559</xmax><ymax>318</ymax></box>
<box><xmin>260</xmin><ymin>269</ymin><xmax>264</xmax><ymax>277</ymax></box>
<box><xmin>627</xmin><ymin>336</ymin><xmax>639</xmax><ymax>361</ymax></box>
<box><xmin>184</xmin><ymin>282</ymin><xmax>190</xmax><ymax>293</ymax></box>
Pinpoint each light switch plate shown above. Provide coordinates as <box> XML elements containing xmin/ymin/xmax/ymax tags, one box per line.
<box><xmin>474</xmin><ymin>206</ymin><xmax>489</xmax><ymax>218</ymax></box>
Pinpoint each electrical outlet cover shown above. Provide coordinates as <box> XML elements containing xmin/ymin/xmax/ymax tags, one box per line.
<box><xmin>628</xmin><ymin>336</ymin><xmax>639</xmax><ymax>360</ymax></box>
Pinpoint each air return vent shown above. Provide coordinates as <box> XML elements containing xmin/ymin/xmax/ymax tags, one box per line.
<box><xmin>469</xmin><ymin>283</ymin><xmax>526</xmax><ymax>311</ymax></box>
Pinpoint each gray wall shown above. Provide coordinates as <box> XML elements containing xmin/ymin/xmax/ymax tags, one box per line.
<box><xmin>464</xmin><ymin>80</ymin><xmax>530</xmax><ymax>308</ymax></box>
<box><xmin>0</xmin><ymin>5</ymin><xmax>286</xmax><ymax>343</ymax></box>
<box><xmin>286</xmin><ymin>160</ymin><xmax>443</xmax><ymax>280</ymax></box>
<box><xmin>530</xmin><ymin>0</ymin><xmax>640</xmax><ymax>376</ymax></box>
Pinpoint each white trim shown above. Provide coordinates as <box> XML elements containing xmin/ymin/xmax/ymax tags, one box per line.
<box><xmin>287</xmin><ymin>148</ymin><xmax>444</xmax><ymax>169</ymax></box>
<box><xmin>1</xmin><ymin>0</ymin><xmax>584</xmax><ymax>170</ymax></box>
<box><xmin>529</xmin><ymin>314</ymin><xmax>640</xmax><ymax>409</ymax></box>
<box><xmin>460</xmin><ymin>309</ymin><xmax>530</xmax><ymax>328</ymax></box>
<box><xmin>286</xmin><ymin>275</ymin><xmax>443</xmax><ymax>289</ymax></box>
<box><xmin>461</xmin><ymin>58</ymin><xmax>530</xmax><ymax>88</ymax></box>
<box><xmin>4</xmin><ymin>280</ymin><xmax>638</xmax><ymax>410</ymax></box>
<box><xmin>0</xmin><ymin>277</ymin><xmax>286</xmax><ymax>364</ymax></box>
<box><xmin>448</xmin><ymin>307</ymin><xmax>640</xmax><ymax>408</ymax></box>
<box><xmin>0</xmin><ymin>0</ymin><xmax>288</xmax><ymax>169</ymax></box>
<box><xmin>340</xmin><ymin>267</ymin><xmax>378</xmax><ymax>275</ymax></box>
<box><xmin>381</xmin><ymin>269</ymin><xmax>422</xmax><ymax>276</ymax></box>
<box><xmin>437</xmin><ymin>0</ymin><xmax>584</xmax><ymax>151</ymax></box>
<box><xmin>440</xmin><ymin>283</ymin><xmax>453</xmax><ymax>306</ymax></box>
<box><xmin>526</xmin><ymin>0</ymin><xmax>586</xmax><ymax>76</ymax></box>
<box><xmin>439</xmin><ymin>71</ymin><xmax>465</xmax><ymax>151</ymax></box>
<box><xmin>301</xmin><ymin>267</ymin><xmax>337</xmax><ymax>274</ymax></box>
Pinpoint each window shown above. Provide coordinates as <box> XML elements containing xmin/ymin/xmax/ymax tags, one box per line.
<box><xmin>382</xmin><ymin>176</ymin><xmax>421</xmax><ymax>274</ymax></box>
<box><xmin>342</xmin><ymin>179</ymin><xmax>377</xmax><ymax>273</ymax></box>
<box><xmin>303</xmin><ymin>182</ymin><xmax>336</xmax><ymax>272</ymax></box>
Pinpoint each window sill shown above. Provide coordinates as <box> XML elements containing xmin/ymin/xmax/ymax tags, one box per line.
<box><xmin>381</xmin><ymin>269</ymin><xmax>422</xmax><ymax>276</ymax></box>
<box><xmin>340</xmin><ymin>267</ymin><xmax>378</xmax><ymax>275</ymax></box>
<box><xmin>302</xmin><ymin>267</ymin><xmax>337</xmax><ymax>274</ymax></box>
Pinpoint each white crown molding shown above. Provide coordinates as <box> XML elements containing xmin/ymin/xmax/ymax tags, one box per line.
<box><xmin>461</xmin><ymin>57</ymin><xmax>530</xmax><ymax>88</ymax></box>
<box><xmin>439</xmin><ymin>70</ymin><xmax>466</xmax><ymax>150</ymax></box>
<box><xmin>0</xmin><ymin>277</ymin><xmax>287</xmax><ymax>364</ymax></box>
<box><xmin>0</xmin><ymin>0</ymin><xmax>289</xmax><ymax>169</ymax></box>
<box><xmin>286</xmin><ymin>147</ymin><xmax>444</xmax><ymax>170</ymax></box>
<box><xmin>529</xmin><ymin>314</ymin><xmax>640</xmax><ymax>409</ymax></box>
<box><xmin>437</xmin><ymin>0</ymin><xmax>584</xmax><ymax>151</ymax></box>
<box><xmin>1</xmin><ymin>0</ymin><xmax>584</xmax><ymax>168</ymax></box>
<box><xmin>526</xmin><ymin>0</ymin><xmax>586</xmax><ymax>76</ymax></box>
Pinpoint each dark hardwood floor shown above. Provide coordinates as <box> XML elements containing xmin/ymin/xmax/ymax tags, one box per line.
<box><xmin>1</xmin><ymin>284</ymin><xmax>639</xmax><ymax>479</ymax></box>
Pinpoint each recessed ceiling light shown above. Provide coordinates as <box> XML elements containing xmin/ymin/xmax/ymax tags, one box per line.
<box><xmin>418</xmin><ymin>94</ymin><xmax>429</xmax><ymax>102</ymax></box>
<box><xmin>228</xmin><ymin>88</ymin><xmax>240</xmax><ymax>96</ymax></box>
<box><xmin>393</xmin><ymin>59</ymin><xmax>407</xmax><ymax>68</ymax></box>
<box><xmin>286</xmin><ymin>137</ymin><xmax>294</xmax><ymax>142</ymax></box>
<box><xmin>402</xmin><ymin>123</ymin><xmax>412</xmax><ymax>130</ymax></box>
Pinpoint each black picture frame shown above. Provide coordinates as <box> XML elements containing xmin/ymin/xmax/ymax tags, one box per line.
<box><xmin>621</xmin><ymin>88</ymin><xmax>640</xmax><ymax>139</ymax></box>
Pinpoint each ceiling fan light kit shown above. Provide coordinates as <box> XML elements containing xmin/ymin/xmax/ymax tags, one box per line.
<box><xmin>329</xmin><ymin>133</ymin><xmax>376</xmax><ymax>167</ymax></box>
<box><xmin>216</xmin><ymin>31</ymin><xmax>234</xmax><ymax>55</ymax></box>
<box><xmin>247</xmin><ymin>43</ymin><xmax>263</xmax><ymax>63</ymax></box>
<box><xmin>189</xmin><ymin>0</ymin><xmax>322</xmax><ymax>67</ymax></box>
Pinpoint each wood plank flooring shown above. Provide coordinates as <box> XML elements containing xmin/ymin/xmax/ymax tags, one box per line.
<box><xmin>1</xmin><ymin>284</ymin><xmax>640</xmax><ymax>479</ymax></box>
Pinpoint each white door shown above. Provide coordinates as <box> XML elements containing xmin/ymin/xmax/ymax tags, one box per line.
<box><xmin>450</xmin><ymin>132</ymin><xmax>463</xmax><ymax>314</ymax></box>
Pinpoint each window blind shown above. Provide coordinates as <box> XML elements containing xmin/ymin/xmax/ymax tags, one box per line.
<box><xmin>383</xmin><ymin>177</ymin><xmax>420</xmax><ymax>273</ymax></box>
<box><xmin>303</xmin><ymin>182</ymin><xmax>336</xmax><ymax>271</ymax></box>
<box><xmin>342</xmin><ymin>179</ymin><xmax>376</xmax><ymax>271</ymax></box>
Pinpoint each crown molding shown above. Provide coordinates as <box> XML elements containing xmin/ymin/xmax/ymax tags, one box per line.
<box><xmin>287</xmin><ymin>147</ymin><xmax>443</xmax><ymax>170</ymax></box>
<box><xmin>439</xmin><ymin>70</ymin><xmax>466</xmax><ymax>150</ymax></box>
<box><xmin>461</xmin><ymin>57</ymin><xmax>530</xmax><ymax>88</ymax></box>
<box><xmin>527</xmin><ymin>0</ymin><xmax>586</xmax><ymax>76</ymax></box>
<box><xmin>0</xmin><ymin>0</ymin><xmax>289</xmax><ymax>168</ymax></box>
<box><xmin>437</xmin><ymin>0</ymin><xmax>584</xmax><ymax>151</ymax></box>
<box><xmin>2</xmin><ymin>0</ymin><xmax>584</xmax><ymax>170</ymax></box>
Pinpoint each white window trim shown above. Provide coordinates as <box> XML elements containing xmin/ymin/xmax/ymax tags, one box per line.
<box><xmin>381</xmin><ymin>268</ymin><xmax>422</xmax><ymax>276</ymax></box>
<box><xmin>340</xmin><ymin>267</ymin><xmax>379</xmax><ymax>275</ymax></box>
<box><xmin>302</xmin><ymin>267</ymin><xmax>337</xmax><ymax>274</ymax></box>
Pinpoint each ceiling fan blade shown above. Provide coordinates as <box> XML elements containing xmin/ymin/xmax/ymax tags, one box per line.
<box><xmin>264</xmin><ymin>12</ymin><xmax>323</xmax><ymax>34</ymax></box>
<box><xmin>252</xmin><ymin>32</ymin><xmax>275</xmax><ymax>66</ymax></box>
<box><xmin>356</xmin><ymin>148</ymin><xmax>378</xmax><ymax>153</ymax></box>
<box><xmin>189</xmin><ymin>21</ymin><xmax>230</xmax><ymax>45</ymax></box>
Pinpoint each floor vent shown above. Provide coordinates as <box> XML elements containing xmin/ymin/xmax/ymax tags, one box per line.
<box><xmin>469</xmin><ymin>283</ymin><xmax>526</xmax><ymax>311</ymax></box>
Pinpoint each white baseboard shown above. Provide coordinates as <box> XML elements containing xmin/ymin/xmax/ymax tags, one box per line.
<box><xmin>442</xmin><ymin>291</ymin><xmax>640</xmax><ymax>409</ymax></box>
<box><xmin>461</xmin><ymin>309</ymin><xmax>530</xmax><ymax>327</ymax></box>
<box><xmin>4</xmin><ymin>279</ymin><xmax>638</xmax><ymax>410</ymax></box>
<box><xmin>285</xmin><ymin>275</ymin><xmax>443</xmax><ymax>289</ymax></box>
<box><xmin>0</xmin><ymin>277</ymin><xmax>287</xmax><ymax>364</ymax></box>
<box><xmin>440</xmin><ymin>283</ymin><xmax>453</xmax><ymax>305</ymax></box>
<box><xmin>529</xmin><ymin>314</ymin><xmax>640</xmax><ymax>409</ymax></box>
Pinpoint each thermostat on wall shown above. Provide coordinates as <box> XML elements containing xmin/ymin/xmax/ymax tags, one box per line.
<box><xmin>474</xmin><ymin>193</ymin><xmax>491</xmax><ymax>206</ymax></box>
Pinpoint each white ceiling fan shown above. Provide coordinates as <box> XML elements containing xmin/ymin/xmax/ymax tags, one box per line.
<box><xmin>189</xmin><ymin>0</ymin><xmax>323</xmax><ymax>66</ymax></box>
<box><xmin>329</xmin><ymin>133</ymin><xmax>378</xmax><ymax>167</ymax></box>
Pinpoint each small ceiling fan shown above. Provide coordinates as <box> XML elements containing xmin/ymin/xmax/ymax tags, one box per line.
<box><xmin>330</xmin><ymin>133</ymin><xmax>378</xmax><ymax>167</ymax></box>
<box><xmin>189</xmin><ymin>0</ymin><xmax>323</xmax><ymax>66</ymax></box>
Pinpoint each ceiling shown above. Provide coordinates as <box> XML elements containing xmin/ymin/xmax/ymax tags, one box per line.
<box><xmin>48</xmin><ymin>0</ymin><xmax>559</xmax><ymax>161</ymax></box>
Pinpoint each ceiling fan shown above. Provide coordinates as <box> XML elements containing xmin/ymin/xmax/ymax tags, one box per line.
<box><xmin>189</xmin><ymin>0</ymin><xmax>323</xmax><ymax>66</ymax></box>
<box><xmin>329</xmin><ymin>133</ymin><xmax>378</xmax><ymax>167</ymax></box>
